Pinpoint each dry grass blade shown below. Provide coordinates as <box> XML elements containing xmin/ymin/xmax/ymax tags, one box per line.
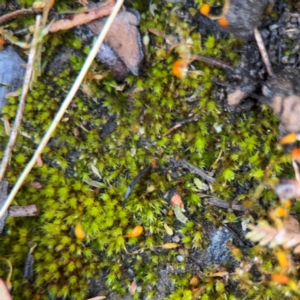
<box><xmin>0</xmin><ymin>15</ymin><xmax>42</xmax><ymax>185</ymax></box>
<box><xmin>254</xmin><ymin>27</ymin><xmax>273</xmax><ymax>76</ymax></box>
<box><xmin>0</xmin><ymin>0</ymin><xmax>124</xmax><ymax>220</ymax></box>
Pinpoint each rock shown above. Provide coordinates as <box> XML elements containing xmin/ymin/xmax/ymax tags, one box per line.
<box><xmin>0</xmin><ymin>46</ymin><xmax>25</xmax><ymax>111</ymax></box>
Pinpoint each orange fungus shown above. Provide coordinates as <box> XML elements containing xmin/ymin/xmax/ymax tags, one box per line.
<box><xmin>218</xmin><ymin>16</ymin><xmax>229</xmax><ymax>27</ymax></box>
<box><xmin>200</xmin><ymin>4</ymin><xmax>211</xmax><ymax>16</ymax></box>
<box><xmin>173</xmin><ymin>60</ymin><xmax>188</xmax><ymax>79</ymax></box>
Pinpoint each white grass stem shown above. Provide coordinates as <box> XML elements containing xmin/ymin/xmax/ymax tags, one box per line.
<box><xmin>0</xmin><ymin>0</ymin><xmax>124</xmax><ymax>219</ymax></box>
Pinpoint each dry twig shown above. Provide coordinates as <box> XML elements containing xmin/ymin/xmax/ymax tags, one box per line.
<box><xmin>163</xmin><ymin>115</ymin><xmax>199</xmax><ymax>136</ymax></box>
<box><xmin>49</xmin><ymin>0</ymin><xmax>116</xmax><ymax>33</ymax></box>
<box><xmin>0</xmin><ymin>15</ymin><xmax>41</xmax><ymax>184</ymax></box>
<box><xmin>204</xmin><ymin>197</ymin><xmax>249</xmax><ymax>212</ymax></box>
<box><xmin>0</xmin><ymin>8</ymin><xmax>38</xmax><ymax>25</ymax></box>
<box><xmin>190</xmin><ymin>54</ymin><xmax>234</xmax><ymax>72</ymax></box>
<box><xmin>0</xmin><ymin>0</ymin><xmax>124</xmax><ymax>220</ymax></box>
<box><xmin>173</xmin><ymin>158</ymin><xmax>216</xmax><ymax>183</ymax></box>
<box><xmin>254</xmin><ymin>27</ymin><xmax>273</xmax><ymax>76</ymax></box>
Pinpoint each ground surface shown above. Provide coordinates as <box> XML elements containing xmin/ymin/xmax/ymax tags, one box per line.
<box><xmin>0</xmin><ymin>0</ymin><xmax>300</xmax><ymax>299</ymax></box>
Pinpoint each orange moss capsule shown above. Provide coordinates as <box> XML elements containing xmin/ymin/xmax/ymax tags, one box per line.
<box><xmin>292</xmin><ymin>148</ymin><xmax>300</xmax><ymax>161</ymax></box>
<box><xmin>271</xmin><ymin>273</ymin><xmax>290</xmax><ymax>284</ymax></box>
<box><xmin>173</xmin><ymin>60</ymin><xmax>188</xmax><ymax>79</ymax></box>
<box><xmin>284</xmin><ymin>199</ymin><xmax>292</xmax><ymax>208</ymax></box>
<box><xmin>0</xmin><ymin>36</ymin><xmax>5</xmax><ymax>47</ymax></box>
<box><xmin>218</xmin><ymin>16</ymin><xmax>229</xmax><ymax>27</ymax></box>
<box><xmin>276</xmin><ymin>251</ymin><xmax>289</xmax><ymax>269</ymax></box>
<box><xmin>124</xmin><ymin>225</ymin><xmax>144</xmax><ymax>238</ymax></box>
<box><xmin>75</xmin><ymin>223</ymin><xmax>86</xmax><ymax>241</ymax></box>
<box><xmin>200</xmin><ymin>3</ymin><xmax>211</xmax><ymax>16</ymax></box>
<box><xmin>275</xmin><ymin>207</ymin><xmax>287</xmax><ymax>218</ymax></box>
<box><xmin>280</xmin><ymin>133</ymin><xmax>297</xmax><ymax>144</ymax></box>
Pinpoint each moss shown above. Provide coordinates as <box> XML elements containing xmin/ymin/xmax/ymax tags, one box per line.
<box><xmin>0</xmin><ymin>0</ymin><xmax>297</xmax><ymax>299</ymax></box>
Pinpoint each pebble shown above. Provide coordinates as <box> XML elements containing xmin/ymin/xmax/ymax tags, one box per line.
<box><xmin>281</xmin><ymin>56</ymin><xmax>290</xmax><ymax>64</ymax></box>
<box><xmin>291</xmin><ymin>17</ymin><xmax>298</xmax><ymax>23</ymax></box>
<box><xmin>176</xmin><ymin>255</ymin><xmax>184</xmax><ymax>262</ymax></box>
<box><xmin>172</xmin><ymin>235</ymin><xmax>180</xmax><ymax>243</ymax></box>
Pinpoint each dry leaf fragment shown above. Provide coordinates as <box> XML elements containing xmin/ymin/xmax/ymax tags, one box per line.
<box><xmin>173</xmin><ymin>205</ymin><xmax>188</xmax><ymax>224</ymax></box>
<box><xmin>164</xmin><ymin>223</ymin><xmax>174</xmax><ymax>235</ymax></box>
<box><xmin>29</xmin><ymin>182</ymin><xmax>42</xmax><ymax>189</ymax></box>
<box><xmin>156</xmin><ymin>243</ymin><xmax>180</xmax><ymax>249</ymax></box>
<box><xmin>90</xmin><ymin>163</ymin><xmax>102</xmax><ymax>179</ymax></box>
<box><xmin>284</xmin><ymin>216</ymin><xmax>300</xmax><ymax>234</ymax></box>
<box><xmin>193</xmin><ymin>177</ymin><xmax>209</xmax><ymax>191</ymax></box>
<box><xmin>275</xmin><ymin>180</ymin><xmax>300</xmax><ymax>200</ymax></box>
<box><xmin>84</xmin><ymin>177</ymin><xmax>104</xmax><ymax>189</ymax></box>
<box><xmin>207</xmin><ymin>271</ymin><xmax>229</xmax><ymax>278</ymax></box>
<box><xmin>170</xmin><ymin>193</ymin><xmax>188</xmax><ymax>223</ymax></box>
<box><xmin>246</xmin><ymin>221</ymin><xmax>300</xmax><ymax>253</ymax></box>
<box><xmin>170</xmin><ymin>193</ymin><xmax>183</xmax><ymax>207</ymax></box>
<box><xmin>86</xmin><ymin>8</ymin><xmax>144</xmax><ymax>78</ymax></box>
<box><xmin>128</xmin><ymin>279</ymin><xmax>137</xmax><ymax>295</ymax></box>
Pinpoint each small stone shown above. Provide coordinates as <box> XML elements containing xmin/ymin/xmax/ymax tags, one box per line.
<box><xmin>291</xmin><ymin>17</ymin><xmax>298</xmax><ymax>23</ymax></box>
<box><xmin>281</xmin><ymin>56</ymin><xmax>289</xmax><ymax>64</ymax></box>
<box><xmin>176</xmin><ymin>255</ymin><xmax>184</xmax><ymax>262</ymax></box>
<box><xmin>172</xmin><ymin>235</ymin><xmax>180</xmax><ymax>243</ymax></box>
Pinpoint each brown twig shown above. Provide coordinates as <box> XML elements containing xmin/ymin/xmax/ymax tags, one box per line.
<box><xmin>190</xmin><ymin>54</ymin><xmax>234</xmax><ymax>72</ymax></box>
<box><xmin>204</xmin><ymin>197</ymin><xmax>249</xmax><ymax>212</ymax></box>
<box><xmin>0</xmin><ymin>15</ymin><xmax>41</xmax><ymax>184</ymax></box>
<box><xmin>163</xmin><ymin>115</ymin><xmax>200</xmax><ymax>136</ymax></box>
<box><xmin>49</xmin><ymin>0</ymin><xmax>116</xmax><ymax>33</ymax></box>
<box><xmin>0</xmin><ymin>8</ymin><xmax>37</xmax><ymax>25</ymax></box>
<box><xmin>8</xmin><ymin>205</ymin><xmax>39</xmax><ymax>217</ymax></box>
<box><xmin>173</xmin><ymin>158</ymin><xmax>216</xmax><ymax>183</ymax></box>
